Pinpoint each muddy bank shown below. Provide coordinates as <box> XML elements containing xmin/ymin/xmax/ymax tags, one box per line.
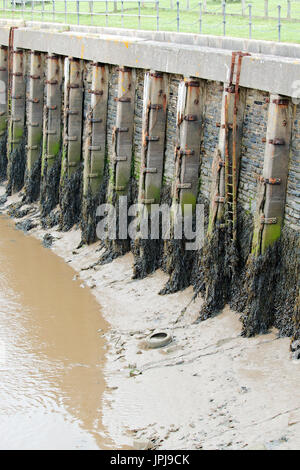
<box><xmin>1</xmin><ymin>183</ymin><xmax>299</xmax><ymax>450</ymax></box>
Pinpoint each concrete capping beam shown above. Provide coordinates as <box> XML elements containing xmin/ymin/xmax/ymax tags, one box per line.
<box><xmin>0</xmin><ymin>24</ymin><xmax>300</xmax><ymax>97</ymax></box>
<box><xmin>1</xmin><ymin>20</ymin><xmax>299</xmax><ymax>59</ymax></box>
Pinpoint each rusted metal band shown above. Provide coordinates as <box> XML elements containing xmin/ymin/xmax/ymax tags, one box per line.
<box><xmin>88</xmin><ymin>89</ymin><xmax>103</xmax><ymax>96</ymax></box>
<box><xmin>45</xmin><ymin>79</ymin><xmax>58</xmax><ymax>85</ymax></box>
<box><xmin>114</xmin><ymin>96</ymin><xmax>131</xmax><ymax>103</ymax></box>
<box><xmin>272</xmin><ymin>98</ymin><xmax>289</xmax><ymax>106</ymax></box>
<box><xmin>29</xmin><ymin>74</ymin><xmax>41</xmax><ymax>80</ymax></box>
<box><xmin>145</xmin><ymin>136</ymin><xmax>159</xmax><ymax>142</ymax></box>
<box><xmin>116</xmin><ymin>66</ymin><xmax>131</xmax><ymax>72</ymax></box>
<box><xmin>0</xmin><ymin>66</ymin><xmax>7</xmax><ymax>72</ymax></box>
<box><xmin>28</xmin><ymin>98</ymin><xmax>40</xmax><ymax>103</ymax></box>
<box><xmin>150</xmin><ymin>72</ymin><xmax>163</xmax><ymax>78</ymax></box>
<box><xmin>185</xmin><ymin>81</ymin><xmax>200</xmax><ymax>88</ymax></box>
<box><xmin>180</xmin><ymin>149</ymin><xmax>195</xmax><ymax>156</ymax></box>
<box><xmin>148</xmin><ymin>104</ymin><xmax>162</xmax><ymax>110</ymax></box>
<box><xmin>67</xmin><ymin>83</ymin><xmax>80</xmax><ymax>89</ymax></box>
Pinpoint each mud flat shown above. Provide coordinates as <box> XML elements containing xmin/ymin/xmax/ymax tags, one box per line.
<box><xmin>0</xmin><ymin>183</ymin><xmax>299</xmax><ymax>450</ymax></box>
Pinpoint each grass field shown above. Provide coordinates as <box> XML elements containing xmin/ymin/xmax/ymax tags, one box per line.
<box><xmin>0</xmin><ymin>0</ymin><xmax>300</xmax><ymax>43</ymax></box>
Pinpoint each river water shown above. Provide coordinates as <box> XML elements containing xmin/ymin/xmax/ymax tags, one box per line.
<box><xmin>0</xmin><ymin>215</ymin><xmax>109</xmax><ymax>450</ymax></box>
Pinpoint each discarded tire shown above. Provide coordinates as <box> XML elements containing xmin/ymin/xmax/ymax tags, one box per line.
<box><xmin>146</xmin><ymin>331</ymin><xmax>172</xmax><ymax>349</ymax></box>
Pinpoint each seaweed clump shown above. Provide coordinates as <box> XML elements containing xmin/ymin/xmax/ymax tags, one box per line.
<box><xmin>23</xmin><ymin>150</ymin><xmax>42</xmax><ymax>204</ymax></box>
<box><xmin>40</xmin><ymin>156</ymin><xmax>61</xmax><ymax>225</ymax></box>
<box><xmin>0</xmin><ymin>131</ymin><xmax>7</xmax><ymax>182</ymax></box>
<box><xmin>6</xmin><ymin>135</ymin><xmax>26</xmax><ymax>196</ymax></box>
<box><xmin>81</xmin><ymin>165</ymin><xmax>109</xmax><ymax>245</ymax></box>
<box><xmin>132</xmin><ymin>186</ymin><xmax>172</xmax><ymax>281</ymax></box>
<box><xmin>59</xmin><ymin>165</ymin><xmax>83</xmax><ymax>232</ymax></box>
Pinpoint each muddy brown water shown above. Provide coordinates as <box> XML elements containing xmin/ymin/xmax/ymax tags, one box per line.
<box><xmin>0</xmin><ymin>215</ymin><xmax>110</xmax><ymax>450</ymax></box>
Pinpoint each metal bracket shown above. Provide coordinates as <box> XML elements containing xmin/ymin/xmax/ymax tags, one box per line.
<box><xmin>115</xmin><ymin>127</ymin><xmax>129</xmax><ymax>133</ymax></box>
<box><xmin>145</xmin><ymin>136</ymin><xmax>159</xmax><ymax>142</ymax></box>
<box><xmin>29</xmin><ymin>74</ymin><xmax>41</xmax><ymax>80</ymax></box>
<box><xmin>88</xmin><ymin>89</ymin><xmax>103</xmax><ymax>96</ymax></box>
<box><xmin>177</xmin><ymin>183</ymin><xmax>192</xmax><ymax>189</ymax></box>
<box><xmin>26</xmin><ymin>145</ymin><xmax>38</xmax><ymax>150</ymax></box>
<box><xmin>269</xmin><ymin>138</ymin><xmax>285</xmax><ymax>145</ymax></box>
<box><xmin>180</xmin><ymin>149</ymin><xmax>195</xmax><ymax>157</ymax></box>
<box><xmin>184</xmin><ymin>114</ymin><xmax>198</xmax><ymax>122</ymax></box>
<box><xmin>28</xmin><ymin>122</ymin><xmax>39</xmax><ymax>127</ymax></box>
<box><xmin>272</xmin><ymin>99</ymin><xmax>289</xmax><ymax>106</ymax></box>
<box><xmin>148</xmin><ymin>104</ymin><xmax>162</xmax><ymax>110</ymax></box>
<box><xmin>45</xmin><ymin>129</ymin><xmax>57</xmax><ymax>135</ymax></box>
<box><xmin>90</xmin><ymin>118</ymin><xmax>103</xmax><ymax>123</ymax></box>
<box><xmin>215</xmin><ymin>196</ymin><xmax>225</xmax><ymax>203</ymax></box>
<box><xmin>114</xmin><ymin>96</ymin><xmax>131</xmax><ymax>103</ymax></box>
<box><xmin>65</xmin><ymin>109</ymin><xmax>79</xmax><ymax>116</ymax></box>
<box><xmin>143</xmin><ymin>167</ymin><xmax>157</xmax><ymax>173</ymax></box>
<box><xmin>45</xmin><ymin>79</ymin><xmax>58</xmax><ymax>85</ymax></box>
<box><xmin>259</xmin><ymin>177</ymin><xmax>281</xmax><ymax>185</ymax></box>
<box><xmin>28</xmin><ymin>98</ymin><xmax>40</xmax><ymax>104</ymax></box>
<box><xmin>113</xmin><ymin>156</ymin><xmax>127</xmax><ymax>162</ymax></box>
<box><xmin>65</xmin><ymin>136</ymin><xmax>78</xmax><ymax>142</ymax></box>
<box><xmin>141</xmin><ymin>198</ymin><xmax>155</xmax><ymax>204</ymax></box>
<box><xmin>261</xmin><ymin>217</ymin><xmax>278</xmax><ymax>225</ymax></box>
<box><xmin>67</xmin><ymin>83</ymin><xmax>80</xmax><ymax>89</ymax></box>
<box><xmin>88</xmin><ymin>145</ymin><xmax>101</xmax><ymax>151</ymax></box>
<box><xmin>185</xmin><ymin>81</ymin><xmax>200</xmax><ymax>88</ymax></box>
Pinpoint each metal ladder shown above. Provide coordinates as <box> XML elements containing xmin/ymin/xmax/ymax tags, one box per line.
<box><xmin>224</xmin><ymin>51</ymin><xmax>248</xmax><ymax>242</ymax></box>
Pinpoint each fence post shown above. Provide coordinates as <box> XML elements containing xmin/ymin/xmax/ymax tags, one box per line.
<box><xmin>241</xmin><ymin>0</ymin><xmax>246</xmax><ymax>16</ymax></box>
<box><xmin>77</xmin><ymin>0</ymin><xmax>80</xmax><ymax>25</ymax></box>
<box><xmin>31</xmin><ymin>0</ymin><xmax>33</xmax><ymax>21</ymax></box>
<box><xmin>287</xmin><ymin>0</ymin><xmax>291</xmax><ymax>20</ymax></box>
<box><xmin>199</xmin><ymin>2</ymin><xmax>202</xmax><ymax>33</ymax></box>
<box><xmin>249</xmin><ymin>3</ymin><xmax>252</xmax><ymax>39</ymax></box>
<box><xmin>203</xmin><ymin>0</ymin><xmax>206</xmax><ymax>12</ymax></box>
<box><xmin>264</xmin><ymin>0</ymin><xmax>268</xmax><ymax>18</ymax></box>
<box><xmin>156</xmin><ymin>1</ymin><xmax>159</xmax><ymax>31</ymax></box>
<box><xmin>186</xmin><ymin>0</ymin><xmax>189</xmax><ymax>10</ymax></box>
<box><xmin>222</xmin><ymin>1</ymin><xmax>226</xmax><ymax>36</ymax></box>
<box><xmin>22</xmin><ymin>0</ymin><xmax>24</xmax><ymax>20</ymax></box>
<box><xmin>170</xmin><ymin>0</ymin><xmax>173</xmax><ymax>9</ymax></box>
<box><xmin>121</xmin><ymin>0</ymin><xmax>124</xmax><ymax>27</ymax></box>
<box><xmin>64</xmin><ymin>0</ymin><xmax>67</xmax><ymax>23</ymax></box>
<box><xmin>176</xmin><ymin>1</ymin><xmax>180</xmax><ymax>32</ymax></box>
<box><xmin>90</xmin><ymin>0</ymin><xmax>94</xmax><ymax>25</ymax></box>
<box><xmin>52</xmin><ymin>0</ymin><xmax>55</xmax><ymax>21</ymax></box>
<box><xmin>42</xmin><ymin>0</ymin><xmax>45</xmax><ymax>21</ymax></box>
<box><xmin>278</xmin><ymin>5</ymin><xmax>281</xmax><ymax>41</ymax></box>
<box><xmin>138</xmin><ymin>0</ymin><xmax>141</xmax><ymax>28</ymax></box>
<box><xmin>114</xmin><ymin>1</ymin><xmax>117</xmax><ymax>12</ymax></box>
<box><xmin>106</xmin><ymin>0</ymin><xmax>108</xmax><ymax>26</ymax></box>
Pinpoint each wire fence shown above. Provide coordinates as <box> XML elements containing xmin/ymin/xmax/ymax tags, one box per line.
<box><xmin>0</xmin><ymin>1</ymin><xmax>299</xmax><ymax>42</ymax></box>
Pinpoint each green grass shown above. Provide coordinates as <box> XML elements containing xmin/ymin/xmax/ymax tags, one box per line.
<box><xmin>0</xmin><ymin>0</ymin><xmax>300</xmax><ymax>43</ymax></box>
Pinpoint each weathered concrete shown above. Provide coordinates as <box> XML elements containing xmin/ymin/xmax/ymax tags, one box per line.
<box><xmin>0</xmin><ymin>24</ymin><xmax>299</xmax><ymax>98</ymax></box>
